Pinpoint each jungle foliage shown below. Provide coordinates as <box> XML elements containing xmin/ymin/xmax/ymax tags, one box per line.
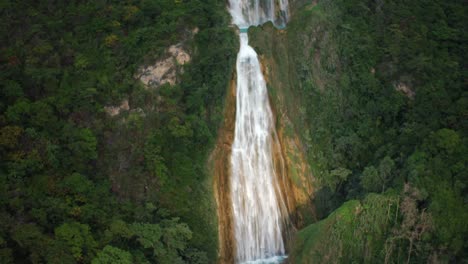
<box><xmin>275</xmin><ymin>0</ymin><xmax>467</xmax><ymax>262</ymax></box>
<box><xmin>0</xmin><ymin>0</ymin><xmax>237</xmax><ymax>263</ymax></box>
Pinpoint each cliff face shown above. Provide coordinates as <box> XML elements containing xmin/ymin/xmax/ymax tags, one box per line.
<box><xmin>210</xmin><ymin>76</ymin><xmax>237</xmax><ymax>263</ymax></box>
<box><xmin>212</xmin><ymin>4</ymin><xmax>320</xmax><ymax>261</ymax></box>
<box><xmin>243</xmin><ymin>1</ymin><xmax>336</xmax><ymax>259</ymax></box>
<box><xmin>259</xmin><ymin>49</ymin><xmax>317</xmax><ymax>230</ymax></box>
<box><xmin>211</xmin><ymin>66</ymin><xmax>316</xmax><ymax>264</ymax></box>
<box><xmin>247</xmin><ymin>7</ymin><xmax>336</xmax><ymax>228</ymax></box>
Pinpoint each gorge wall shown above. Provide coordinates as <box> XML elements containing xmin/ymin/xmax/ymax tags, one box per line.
<box><xmin>211</xmin><ymin>53</ymin><xmax>316</xmax><ymax>264</ymax></box>
<box><xmin>211</xmin><ymin>1</ymin><xmax>318</xmax><ymax>263</ymax></box>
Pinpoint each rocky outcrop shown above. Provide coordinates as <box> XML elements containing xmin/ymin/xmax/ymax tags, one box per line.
<box><xmin>135</xmin><ymin>28</ymin><xmax>198</xmax><ymax>89</ymax></box>
<box><xmin>136</xmin><ymin>44</ymin><xmax>191</xmax><ymax>88</ymax></box>
<box><xmin>107</xmin><ymin>29</ymin><xmax>197</xmax><ymax>116</ymax></box>
<box><xmin>104</xmin><ymin>99</ymin><xmax>129</xmax><ymax>116</ymax></box>
<box><xmin>395</xmin><ymin>81</ymin><xmax>415</xmax><ymax>98</ymax></box>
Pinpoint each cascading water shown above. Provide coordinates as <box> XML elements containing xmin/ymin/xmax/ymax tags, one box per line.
<box><xmin>228</xmin><ymin>0</ymin><xmax>289</xmax><ymax>28</ymax></box>
<box><xmin>228</xmin><ymin>1</ymin><xmax>290</xmax><ymax>263</ymax></box>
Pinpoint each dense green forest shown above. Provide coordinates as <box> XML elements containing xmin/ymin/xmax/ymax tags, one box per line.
<box><xmin>249</xmin><ymin>0</ymin><xmax>467</xmax><ymax>262</ymax></box>
<box><xmin>0</xmin><ymin>0</ymin><xmax>236</xmax><ymax>263</ymax></box>
<box><xmin>1</xmin><ymin>0</ymin><xmax>467</xmax><ymax>263</ymax></box>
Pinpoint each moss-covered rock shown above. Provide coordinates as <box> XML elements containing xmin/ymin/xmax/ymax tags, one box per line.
<box><xmin>292</xmin><ymin>194</ymin><xmax>402</xmax><ymax>263</ymax></box>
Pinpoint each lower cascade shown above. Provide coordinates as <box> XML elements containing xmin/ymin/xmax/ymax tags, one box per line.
<box><xmin>228</xmin><ymin>1</ymin><xmax>290</xmax><ymax>263</ymax></box>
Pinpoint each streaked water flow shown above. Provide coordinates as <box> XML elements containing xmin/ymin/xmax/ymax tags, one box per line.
<box><xmin>228</xmin><ymin>1</ymin><xmax>289</xmax><ymax>263</ymax></box>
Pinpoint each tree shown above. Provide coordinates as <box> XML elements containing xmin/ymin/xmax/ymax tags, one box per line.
<box><xmin>361</xmin><ymin>165</ymin><xmax>380</xmax><ymax>193</ymax></box>
<box><xmin>54</xmin><ymin>222</ymin><xmax>97</xmax><ymax>261</ymax></box>
<box><xmin>5</xmin><ymin>99</ymin><xmax>31</xmax><ymax>124</ymax></box>
<box><xmin>129</xmin><ymin>219</ymin><xmax>193</xmax><ymax>264</ymax></box>
<box><xmin>0</xmin><ymin>126</ymin><xmax>23</xmax><ymax>149</ymax></box>
<box><xmin>68</xmin><ymin>128</ymin><xmax>97</xmax><ymax>160</ymax></box>
<box><xmin>361</xmin><ymin>156</ymin><xmax>395</xmax><ymax>193</ymax></box>
<box><xmin>385</xmin><ymin>184</ymin><xmax>433</xmax><ymax>264</ymax></box>
<box><xmin>92</xmin><ymin>246</ymin><xmax>133</xmax><ymax>264</ymax></box>
<box><xmin>0</xmin><ymin>247</ymin><xmax>13</xmax><ymax>264</ymax></box>
<box><xmin>11</xmin><ymin>224</ymin><xmax>49</xmax><ymax>263</ymax></box>
<box><xmin>144</xmin><ymin>134</ymin><xmax>169</xmax><ymax>186</ymax></box>
<box><xmin>326</xmin><ymin>167</ymin><xmax>352</xmax><ymax>191</ymax></box>
<box><xmin>378</xmin><ymin>156</ymin><xmax>395</xmax><ymax>192</ymax></box>
<box><xmin>2</xmin><ymin>80</ymin><xmax>23</xmax><ymax>99</ymax></box>
<box><xmin>130</xmin><ymin>223</ymin><xmax>163</xmax><ymax>254</ymax></box>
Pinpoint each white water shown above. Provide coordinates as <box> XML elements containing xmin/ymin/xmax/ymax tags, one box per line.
<box><xmin>228</xmin><ymin>1</ymin><xmax>289</xmax><ymax>263</ymax></box>
<box><xmin>229</xmin><ymin>0</ymin><xmax>289</xmax><ymax>28</ymax></box>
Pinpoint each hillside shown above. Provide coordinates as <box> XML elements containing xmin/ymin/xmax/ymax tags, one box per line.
<box><xmin>1</xmin><ymin>0</ymin><xmax>467</xmax><ymax>263</ymax></box>
<box><xmin>249</xmin><ymin>0</ymin><xmax>467</xmax><ymax>262</ymax></box>
<box><xmin>0</xmin><ymin>1</ymin><xmax>237</xmax><ymax>263</ymax></box>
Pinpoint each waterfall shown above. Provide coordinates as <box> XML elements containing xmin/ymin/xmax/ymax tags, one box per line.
<box><xmin>228</xmin><ymin>1</ymin><xmax>290</xmax><ymax>263</ymax></box>
<box><xmin>228</xmin><ymin>0</ymin><xmax>289</xmax><ymax>28</ymax></box>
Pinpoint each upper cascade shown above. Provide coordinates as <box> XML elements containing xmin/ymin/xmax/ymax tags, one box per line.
<box><xmin>228</xmin><ymin>0</ymin><xmax>289</xmax><ymax>28</ymax></box>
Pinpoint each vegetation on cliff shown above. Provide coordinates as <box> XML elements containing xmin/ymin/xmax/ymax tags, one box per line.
<box><xmin>0</xmin><ymin>0</ymin><xmax>236</xmax><ymax>263</ymax></box>
<box><xmin>250</xmin><ymin>0</ymin><xmax>467</xmax><ymax>262</ymax></box>
<box><xmin>1</xmin><ymin>0</ymin><xmax>466</xmax><ymax>262</ymax></box>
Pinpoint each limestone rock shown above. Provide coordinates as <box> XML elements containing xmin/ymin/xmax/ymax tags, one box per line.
<box><xmin>395</xmin><ymin>81</ymin><xmax>415</xmax><ymax>98</ymax></box>
<box><xmin>136</xmin><ymin>44</ymin><xmax>191</xmax><ymax>89</ymax></box>
<box><xmin>104</xmin><ymin>99</ymin><xmax>129</xmax><ymax>116</ymax></box>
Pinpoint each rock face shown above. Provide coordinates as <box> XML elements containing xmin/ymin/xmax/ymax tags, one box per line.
<box><xmin>250</xmin><ymin>24</ymin><xmax>317</xmax><ymax>226</ymax></box>
<box><xmin>106</xmin><ymin>30</ymin><xmax>197</xmax><ymax>115</ymax></box>
<box><xmin>104</xmin><ymin>99</ymin><xmax>129</xmax><ymax>116</ymax></box>
<box><xmin>211</xmin><ymin>61</ymin><xmax>315</xmax><ymax>264</ymax></box>
<box><xmin>136</xmin><ymin>44</ymin><xmax>191</xmax><ymax>89</ymax></box>
<box><xmin>169</xmin><ymin>45</ymin><xmax>191</xmax><ymax>65</ymax></box>
<box><xmin>211</xmin><ymin>76</ymin><xmax>237</xmax><ymax>264</ymax></box>
<box><xmin>395</xmin><ymin>81</ymin><xmax>415</xmax><ymax>98</ymax></box>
